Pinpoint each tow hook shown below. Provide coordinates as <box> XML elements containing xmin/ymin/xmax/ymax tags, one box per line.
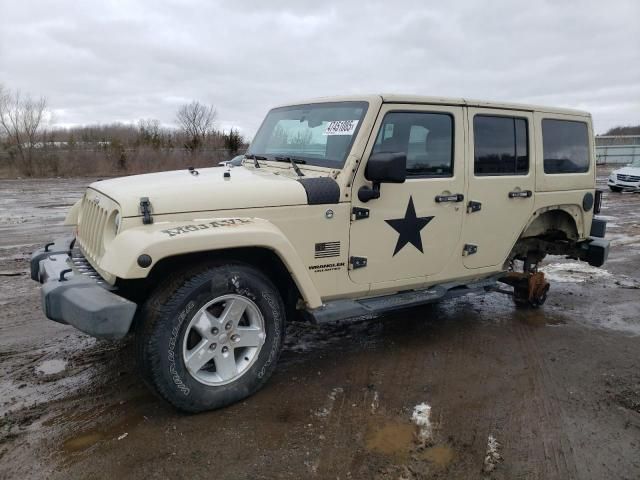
<box><xmin>496</xmin><ymin>271</ymin><xmax>550</xmax><ymax>308</ymax></box>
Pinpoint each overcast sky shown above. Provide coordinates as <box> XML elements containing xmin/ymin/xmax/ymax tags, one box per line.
<box><xmin>1</xmin><ymin>0</ymin><xmax>638</xmax><ymax>136</ymax></box>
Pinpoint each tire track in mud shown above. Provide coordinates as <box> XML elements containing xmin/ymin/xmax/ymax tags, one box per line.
<box><xmin>513</xmin><ymin>318</ymin><xmax>579</xmax><ymax>480</ymax></box>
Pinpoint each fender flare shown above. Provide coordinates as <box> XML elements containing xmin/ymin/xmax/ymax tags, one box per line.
<box><xmin>100</xmin><ymin>217</ymin><xmax>323</xmax><ymax>308</ymax></box>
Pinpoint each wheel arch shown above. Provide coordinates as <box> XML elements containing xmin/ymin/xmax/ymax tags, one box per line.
<box><xmin>119</xmin><ymin>246</ymin><xmax>312</xmax><ymax>314</ymax></box>
<box><xmin>519</xmin><ymin>206</ymin><xmax>581</xmax><ymax>241</ymax></box>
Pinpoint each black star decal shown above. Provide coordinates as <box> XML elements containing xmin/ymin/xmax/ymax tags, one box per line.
<box><xmin>385</xmin><ymin>196</ymin><xmax>434</xmax><ymax>256</ymax></box>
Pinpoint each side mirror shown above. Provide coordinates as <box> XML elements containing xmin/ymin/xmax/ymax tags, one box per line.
<box><xmin>365</xmin><ymin>152</ymin><xmax>407</xmax><ymax>183</ymax></box>
<box><xmin>359</xmin><ymin>152</ymin><xmax>406</xmax><ymax>202</ymax></box>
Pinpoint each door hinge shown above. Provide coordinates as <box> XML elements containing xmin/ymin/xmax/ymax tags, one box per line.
<box><xmin>467</xmin><ymin>201</ymin><xmax>482</xmax><ymax>213</ymax></box>
<box><xmin>462</xmin><ymin>244</ymin><xmax>478</xmax><ymax>256</ymax></box>
<box><xmin>351</xmin><ymin>207</ymin><xmax>370</xmax><ymax>220</ymax></box>
<box><xmin>140</xmin><ymin>197</ymin><xmax>154</xmax><ymax>225</ymax></box>
<box><xmin>349</xmin><ymin>256</ymin><xmax>368</xmax><ymax>269</ymax></box>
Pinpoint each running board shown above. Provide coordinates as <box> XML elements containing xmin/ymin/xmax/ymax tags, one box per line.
<box><xmin>306</xmin><ymin>276</ymin><xmax>501</xmax><ymax>324</ymax></box>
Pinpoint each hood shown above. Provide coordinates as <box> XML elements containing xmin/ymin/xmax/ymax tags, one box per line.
<box><xmin>613</xmin><ymin>166</ymin><xmax>640</xmax><ymax>176</ymax></box>
<box><xmin>90</xmin><ymin>166</ymin><xmax>311</xmax><ymax>217</ymax></box>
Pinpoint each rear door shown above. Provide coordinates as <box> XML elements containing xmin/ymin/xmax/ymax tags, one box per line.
<box><xmin>348</xmin><ymin>104</ymin><xmax>466</xmax><ymax>285</ymax></box>
<box><xmin>462</xmin><ymin>108</ymin><xmax>535</xmax><ymax>269</ymax></box>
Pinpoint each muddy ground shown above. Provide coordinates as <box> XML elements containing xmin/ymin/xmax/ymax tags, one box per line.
<box><xmin>0</xmin><ymin>170</ymin><xmax>639</xmax><ymax>479</ymax></box>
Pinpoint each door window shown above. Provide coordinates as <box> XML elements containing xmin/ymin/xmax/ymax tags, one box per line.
<box><xmin>373</xmin><ymin>112</ymin><xmax>454</xmax><ymax>177</ymax></box>
<box><xmin>474</xmin><ymin>115</ymin><xmax>529</xmax><ymax>175</ymax></box>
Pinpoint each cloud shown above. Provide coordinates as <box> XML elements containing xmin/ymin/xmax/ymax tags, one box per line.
<box><xmin>0</xmin><ymin>0</ymin><xmax>638</xmax><ymax>134</ymax></box>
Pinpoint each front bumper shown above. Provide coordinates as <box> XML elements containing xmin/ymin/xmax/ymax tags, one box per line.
<box><xmin>31</xmin><ymin>237</ymin><xmax>136</xmax><ymax>340</ymax></box>
<box><xmin>608</xmin><ymin>179</ymin><xmax>640</xmax><ymax>191</ymax></box>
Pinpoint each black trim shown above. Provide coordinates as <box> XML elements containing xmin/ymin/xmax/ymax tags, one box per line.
<box><xmin>297</xmin><ymin>177</ymin><xmax>340</xmax><ymax>205</ymax></box>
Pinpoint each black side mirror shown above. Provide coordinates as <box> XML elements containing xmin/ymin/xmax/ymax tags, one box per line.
<box><xmin>359</xmin><ymin>152</ymin><xmax>406</xmax><ymax>202</ymax></box>
<box><xmin>365</xmin><ymin>152</ymin><xmax>407</xmax><ymax>183</ymax></box>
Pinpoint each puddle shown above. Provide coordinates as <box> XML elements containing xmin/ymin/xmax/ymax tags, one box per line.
<box><xmin>35</xmin><ymin>359</ymin><xmax>67</xmax><ymax>375</ymax></box>
<box><xmin>63</xmin><ymin>432</ymin><xmax>105</xmax><ymax>453</ymax></box>
<box><xmin>61</xmin><ymin>406</ymin><xmax>146</xmax><ymax>456</ymax></box>
<box><xmin>365</xmin><ymin>421</ymin><xmax>416</xmax><ymax>458</ymax></box>
<box><xmin>420</xmin><ymin>444</ymin><xmax>456</xmax><ymax>468</ymax></box>
<box><xmin>519</xmin><ymin>310</ymin><xmax>566</xmax><ymax>327</ymax></box>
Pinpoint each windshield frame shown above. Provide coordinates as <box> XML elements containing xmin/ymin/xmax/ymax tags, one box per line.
<box><xmin>247</xmin><ymin>101</ymin><xmax>369</xmax><ymax>169</ymax></box>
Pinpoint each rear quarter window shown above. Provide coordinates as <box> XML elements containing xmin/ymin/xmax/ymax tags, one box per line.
<box><xmin>542</xmin><ymin>119</ymin><xmax>589</xmax><ymax>174</ymax></box>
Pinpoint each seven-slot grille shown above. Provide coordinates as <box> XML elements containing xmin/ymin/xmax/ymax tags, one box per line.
<box><xmin>617</xmin><ymin>173</ymin><xmax>640</xmax><ymax>182</ymax></box>
<box><xmin>70</xmin><ymin>247</ymin><xmax>107</xmax><ymax>286</ymax></box>
<box><xmin>77</xmin><ymin>195</ymin><xmax>109</xmax><ymax>261</ymax></box>
<box><xmin>315</xmin><ymin>241</ymin><xmax>341</xmax><ymax>258</ymax></box>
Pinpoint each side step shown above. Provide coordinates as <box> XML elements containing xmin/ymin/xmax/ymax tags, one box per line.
<box><xmin>306</xmin><ymin>276</ymin><xmax>500</xmax><ymax>324</ymax></box>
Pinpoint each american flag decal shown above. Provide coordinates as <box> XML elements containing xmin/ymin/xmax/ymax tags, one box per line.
<box><xmin>315</xmin><ymin>241</ymin><xmax>340</xmax><ymax>259</ymax></box>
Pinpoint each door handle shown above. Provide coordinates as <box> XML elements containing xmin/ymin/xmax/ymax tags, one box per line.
<box><xmin>508</xmin><ymin>190</ymin><xmax>532</xmax><ymax>198</ymax></box>
<box><xmin>435</xmin><ymin>193</ymin><xmax>464</xmax><ymax>203</ymax></box>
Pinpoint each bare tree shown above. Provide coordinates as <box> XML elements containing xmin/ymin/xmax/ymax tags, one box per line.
<box><xmin>176</xmin><ymin>101</ymin><xmax>216</xmax><ymax>151</ymax></box>
<box><xmin>0</xmin><ymin>86</ymin><xmax>48</xmax><ymax>176</ymax></box>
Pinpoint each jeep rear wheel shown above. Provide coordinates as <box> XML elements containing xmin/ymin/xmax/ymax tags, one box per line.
<box><xmin>136</xmin><ymin>263</ymin><xmax>285</xmax><ymax>412</ymax></box>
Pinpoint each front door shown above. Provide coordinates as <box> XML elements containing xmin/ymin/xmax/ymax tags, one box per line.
<box><xmin>349</xmin><ymin>104</ymin><xmax>466</xmax><ymax>285</ymax></box>
<box><xmin>462</xmin><ymin>108</ymin><xmax>535</xmax><ymax>269</ymax></box>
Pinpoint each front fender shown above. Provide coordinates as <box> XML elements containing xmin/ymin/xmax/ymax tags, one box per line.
<box><xmin>101</xmin><ymin>217</ymin><xmax>323</xmax><ymax>308</ymax></box>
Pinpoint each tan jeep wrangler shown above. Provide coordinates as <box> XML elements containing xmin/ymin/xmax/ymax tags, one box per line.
<box><xmin>31</xmin><ymin>95</ymin><xmax>609</xmax><ymax>412</ymax></box>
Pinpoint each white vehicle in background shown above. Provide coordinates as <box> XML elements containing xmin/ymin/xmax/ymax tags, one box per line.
<box><xmin>608</xmin><ymin>159</ymin><xmax>640</xmax><ymax>192</ymax></box>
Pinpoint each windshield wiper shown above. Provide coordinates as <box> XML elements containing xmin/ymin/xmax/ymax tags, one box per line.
<box><xmin>244</xmin><ymin>154</ymin><xmax>266</xmax><ymax>168</ymax></box>
<box><xmin>274</xmin><ymin>156</ymin><xmax>306</xmax><ymax>177</ymax></box>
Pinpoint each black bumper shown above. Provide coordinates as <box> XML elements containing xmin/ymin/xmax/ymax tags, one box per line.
<box><xmin>31</xmin><ymin>237</ymin><xmax>137</xmax><ymax>340</ymax></box>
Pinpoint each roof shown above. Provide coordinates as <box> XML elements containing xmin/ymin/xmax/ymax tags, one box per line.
<box><xmin>276</xmin><ymin>94</ymin><xmax>590</xmax><ymax>117</ymax></box>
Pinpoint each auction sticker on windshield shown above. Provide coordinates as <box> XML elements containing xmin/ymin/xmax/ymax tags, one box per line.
<box><xmin>324</xmin><ymin>120</ymin><xmax>359</xmax><ymax>136</ymax></box>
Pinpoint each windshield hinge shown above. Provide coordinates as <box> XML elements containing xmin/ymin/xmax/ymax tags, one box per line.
<box><xmin>351</xmin><ymin>207</ymin><xmax>370</xmax><ymax>221</ymax></box>
<box><xmin>140</xmin><ymin>197</ymin><xmax>154</xmax><ymax>225</ymax></box>
<box><xmin>349</xmin><ymin>256</ymin><xmax>367</xmax><ymax>269</ymax></box>
<box><xmin>462</xmin><ymin>244</ymin><xmax>478</xmax><ymax>256</ymax></box>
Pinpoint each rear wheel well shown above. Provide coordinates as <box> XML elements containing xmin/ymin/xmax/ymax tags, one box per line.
<box><xmin>507</xmin><ymin>209</ymin><xmax>580</xmax><ymax>268</ymax></box>
<box><xmin>117</xmin><ymin>248</ymin><xmax>302</xmax><ymax>319</ymax></box>
<box><xmin>520</xmin><ymin>209</ymin><xmax>579</xmax><ymax>241</ymax></box>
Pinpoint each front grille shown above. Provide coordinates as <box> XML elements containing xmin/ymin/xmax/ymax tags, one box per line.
<box><xmin>617</xmin><ymin>173</ymin><xmax>640</xmax><ymax>182</ymax></box>
<box><xmin>70</xmin><ymin>247</ymin><xmax>109</xmax><ymax>287</ymax></box>
<box><xmin>77</xmin><ymin>193</ymin><xmax>110</xmax><ymax>262</ymax></box>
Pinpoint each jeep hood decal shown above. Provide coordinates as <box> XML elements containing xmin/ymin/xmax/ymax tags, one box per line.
<box><xmin>90</xmin><ymin>167</ymin><xmax>310</xmax><ymax>217</ymax></box>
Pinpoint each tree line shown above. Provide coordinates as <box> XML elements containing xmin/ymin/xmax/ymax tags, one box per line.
<box><xmin>0</xmin><ymin>84</ymin><xmax>247</xmax><ymax>178</ymax></box>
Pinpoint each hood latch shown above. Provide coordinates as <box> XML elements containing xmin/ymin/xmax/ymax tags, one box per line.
<box><xmin>140</xmin><ymin>197</ymin><xmax>154</xmax><ymax>225</ymax></box>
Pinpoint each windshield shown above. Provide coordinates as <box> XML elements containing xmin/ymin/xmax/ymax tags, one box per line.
<box><xmin>247</xmin><ymin>102</ymin><xmax>368</xmax><ymax>168</ymax></box>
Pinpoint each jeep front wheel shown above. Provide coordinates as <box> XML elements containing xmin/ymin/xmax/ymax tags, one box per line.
<box><xmin>136</xmin><ymin>263</ymin><xmax>285</xmax><ymax>412</ymax></box>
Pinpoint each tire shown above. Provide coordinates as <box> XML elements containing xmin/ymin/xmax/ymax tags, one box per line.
<box><xmin>136</xmin><ymin>262</ymin><xmax>285</xmax><ymax>412</ymax></box>
<box><xmin>609</xmin><ymin>186</ymin><xmax>623</xmax><ymax>192</ymax></box>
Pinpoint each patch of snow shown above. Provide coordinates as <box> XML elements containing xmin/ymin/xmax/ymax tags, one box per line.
<box><xmin>483</xmin><ymin>435</ymin><xmax>502</xmax><ymax>473</ymax></box>
<box><xmin>117</xmin><ymin>433</ymin><xmax>128</xmax><ymax>441</ymax></box>
<box><xmin>411</xmin><ymin>402</ymin><xmax>432</xmax><ymax>442</ymax></box>
<box><xmin>371</xmin><ymin>391</ymin><xmax>379</xmax><ymax>414</ymax></box>
<box><xmin>315</xmin><ymin>387</ymin><xmax>344</xmax><ymax>418</ymax></box>
<box><xmin>35</xmin><ymin>359</ymin><xmax>67</xmax><ymax>375</ymax></box>
<box><xmin>608</xmin><ymin>234</ymin><xmax>640</xmax><ymax>247</ymax></box>
<box><xmin>328</xmin><ymin>387</ymin><xmax>343</xmax><ymax>401</ymax></box>
<box><xmin>540</xmin><ymin>262</ymin><xmax>612</xmax><ymax>283</ymax></box>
